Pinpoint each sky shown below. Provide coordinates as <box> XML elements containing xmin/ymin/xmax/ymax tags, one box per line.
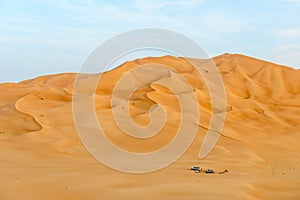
<box><xmin>0</xmin><ymin>0</ymin><xmax>299</xmax><ymax>83</ymax></box>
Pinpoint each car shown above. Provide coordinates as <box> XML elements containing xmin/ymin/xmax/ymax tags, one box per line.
<box><xmin>190</xmin><ymin>166</ymin><xmax>200</xmax><ymax>171</ymax></box>
<box><xmin>205</xmin><ymin>169</ymin><xmax>214</xmax><ymax>173</ymax></box>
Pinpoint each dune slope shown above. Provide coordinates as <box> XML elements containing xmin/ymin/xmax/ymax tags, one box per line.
<box><xmin>0</xmin><ymin>54</ymin><xmax>300</xmax><ymax>200</ymax></box>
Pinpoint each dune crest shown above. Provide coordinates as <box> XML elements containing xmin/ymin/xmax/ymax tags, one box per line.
<box><xmin>1</xmin><ymin>54</ymin><xmax>300</xmax><ymax>199</ymax></box>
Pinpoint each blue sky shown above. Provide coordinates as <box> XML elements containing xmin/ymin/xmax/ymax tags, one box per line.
<box><xmin>0</xmin><ymin>0</ymin><xmax>299</xmax><ymax>82</ymax></box>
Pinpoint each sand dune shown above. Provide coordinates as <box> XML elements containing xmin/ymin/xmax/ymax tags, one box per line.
<box><xmin>0</xmin><ymin>54</ymin><xmax>300</xmax><ymax>199</ymax></box>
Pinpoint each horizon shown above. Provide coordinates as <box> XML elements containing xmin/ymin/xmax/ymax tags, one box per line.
<box><xmin>0</xmin><ymin>0</ymin><xmax>299</xmax><ymax>82</ymax></box>
<box><xmin>9</xmin><ymin>52</ymin><xmax>300</xmax><ymax>84</ymax></box>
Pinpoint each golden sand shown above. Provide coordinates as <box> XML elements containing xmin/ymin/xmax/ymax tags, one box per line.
<box><xmin>0</xmin><ymin>54</ymin><xmax>300</xmax><ymax>199</ymax></box>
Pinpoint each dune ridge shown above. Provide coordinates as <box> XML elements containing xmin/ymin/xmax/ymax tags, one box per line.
<box><xmin>0</xmin><ymin>54</ymin><xmax>300</xmax><ymax>200</ymax></box>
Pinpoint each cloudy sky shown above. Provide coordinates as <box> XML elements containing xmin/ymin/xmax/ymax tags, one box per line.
<box><xmin>0</xmin><ymin>0</ymin><xmax>299</xmax><ymax>82</ymax></box>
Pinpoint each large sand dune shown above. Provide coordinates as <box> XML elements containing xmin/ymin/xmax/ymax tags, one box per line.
<box><xmin>0</xmin><ymin>54</ymin><xmax>300</xmax><ymax>199</ymax></box>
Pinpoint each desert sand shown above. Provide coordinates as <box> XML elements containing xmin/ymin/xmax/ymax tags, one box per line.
<box><xmin>0</xmin><ymin>53</ymin><xmax>300</xmax><ymax>199</ymax></box>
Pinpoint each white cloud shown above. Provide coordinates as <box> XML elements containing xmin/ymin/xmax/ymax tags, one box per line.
<box><xmin>283</xmin><ymin>0</ymin><xmax>300</xmax><ymax>3</ymax></box>
<box><xmin>199</xmin><ymin>12</ymin><xmax>246</xmax><ymax>33</ymax></box>
<box><xmin>134</xmin><ymin>0</ymin><xmax>204</xmax><ymax>11</ymax></box>
<box><xmin>272</xmin><ymin>44</ymin><xmax>300</xmax><ymax>68</ymax></box>
<box><xmin>278</xmin><ymin>28</ymin><xmax>300</xmax><ymax>39</ymax></box>
<box><xmin>276</xmin><ymin>44</ymin><xmax>297</xmax><ymax>51</ymax></box>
